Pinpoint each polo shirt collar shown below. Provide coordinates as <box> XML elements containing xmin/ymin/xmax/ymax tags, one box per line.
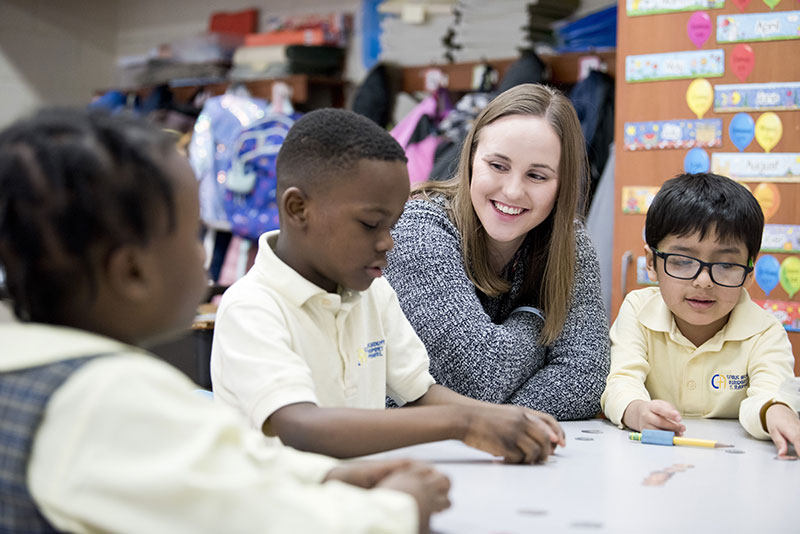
<box><xmin>253</xmin><ymin>231</ymin><xmax>361</xmax><ymax>309</ymax></box>
<box><xmin>638</xmin><ymin>289</ymin><xmax>677</xmax><ymax>335</ymax></box>
<box><xmin>719</xmin><ymin>289</ymin><xmax>773</xmax><ymax>341</ymax></box>
<box><xmin>638</xmin><ymin>287</ymin><xmax>772</xmax><ymax>346</ymax></box>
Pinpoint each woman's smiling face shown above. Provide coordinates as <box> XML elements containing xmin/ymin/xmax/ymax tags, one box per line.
<box><xmin>469</xmin><ymin>114</ymin><xmax>561</xmax><ymax>264</ymax></box>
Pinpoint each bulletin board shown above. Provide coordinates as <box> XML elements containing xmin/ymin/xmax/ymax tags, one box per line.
<box><xmin>612</xmin><ymin>0</ymin><xmax>800</xmax><ymax>375</ymax></box>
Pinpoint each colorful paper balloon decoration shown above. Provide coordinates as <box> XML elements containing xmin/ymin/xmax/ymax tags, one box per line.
<box><xmin>732</xmin><ymin>0</ymin><xmax>751</xmax><ymax>11</ymax></box>
<box><xmin>686</xmin><ymin>79</ymin><xmax>713</xmax><ymax>119</ymax></box>
<box><xmin>779</xmin><ymin>256</ymin><xmax>800</xmax><ymax>298</ymax></box>
<box><xmin>754</xmin><ymin>112</ymin><xmax>783</xmax><ymax>152</ymax></box>
<box><xmin>687</xmin><ymin>11</ymin><xmax>712</xmax><ymax>48</ymax></box>
<box><xmin>728</xmin><ymin>113</ymin><xmax>755</xmax><ymax>151</ymax></box>
<box><xmin>730</xmin><ymin>44</ymin><xmax>755</xmax><ymax>82</ymax></box>
<box><xmin>755</xmin><ymin>255</ymin><xmax>780</xmax><ymax>296</ymax></box>
<box><xmin>684</xmin><ymin>148</ymin><xmax>710</xmax><ymax>173</ymax></box>
<box><xmin>753</xmin><ymin>182</ymin><xmax>781</xmax><ymax>221</ymax></box>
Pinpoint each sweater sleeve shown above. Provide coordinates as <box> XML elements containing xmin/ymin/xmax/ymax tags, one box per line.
<box><xmin>508</xmin><ymin>225</ymin><xmax>611</xmax><ymax>420</ymax></box>
<box><xmin>385</xmin><ymin>199</ymin><xmax>609</xmax><ymax>419</ymax></box>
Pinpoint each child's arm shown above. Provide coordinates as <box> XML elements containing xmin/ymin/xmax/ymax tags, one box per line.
<box><xmin>324</xmin><ymin>459</ymin><xmax>451</xmax><ymax>534</ymax></box>
<box><xmin>410</xmin><ymin>383</ymin><xmax>565</xmax><ymax>447</ymax></box>
<box><xmin>739</xmin><ymin>319</ymin><xmax>797</xmax><ymax>446</ymax></box>
<box><xmin>764</xmin><ymin>402</ymin><xmax>800</xmax><ymax>457</ymax></box>
<box><xmin>268</xmin><ymin>391</ymin><xmax>560</xmax><ymax>463</ymax></box>
<box><xmin>30</xmin><ymin>355</ymin><xmax>424</xmax><ymax>534</ymax></box>
<box><xmin>601</xmin><ymin>290</ymin><xmax>677</xmax><ymax>430</ymax></box>
<box><xmin>368</xmin><ymin>462</ymin><xmax>452</xmax><ymax>534</ymax></box>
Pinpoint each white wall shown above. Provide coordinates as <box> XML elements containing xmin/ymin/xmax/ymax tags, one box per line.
<box><xmin>574</xmin><ymin>0</ymin><xmax>617</xmax><ymax>18</ymax></box>
<box><xmin>116</xmin><ymin>0</ymin><xmax>365</xmax><ymax>84</ymax></box>
<box><xmin>0</xmin><ymin>0</ymin><xmax>117</xmax><ymax>127</ymax></box>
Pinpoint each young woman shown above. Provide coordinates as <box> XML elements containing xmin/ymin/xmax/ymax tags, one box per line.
<box><xmin>385</xmin><ymin>84</ymin><xmax>610</xmax><ymax>420</ymax></box>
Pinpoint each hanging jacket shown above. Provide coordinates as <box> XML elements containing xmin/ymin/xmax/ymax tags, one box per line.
<box><xmin>390</xmin><ymin>88</ymin><xmax>452</xmax><ymax>184</ymax></box>
<box><xmin>568</xmin><ymin>70</ymin><xmax>615</xmax><ymax>205</ymax></box>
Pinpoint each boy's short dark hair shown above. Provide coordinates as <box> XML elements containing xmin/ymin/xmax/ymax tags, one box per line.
<box><xmin>645</xmin><ymin>172</ymin><xmax>764</xmax><ymax>262</ymax></box>
<box><xmin>0</xmin><ymin>108</ymin><xmax>178</xmax><ymax>322</ymax></box>
<box><xmin>275</xmin><ymin>108</ymin><xmax>407</xmax><ymax>197</ymax></box>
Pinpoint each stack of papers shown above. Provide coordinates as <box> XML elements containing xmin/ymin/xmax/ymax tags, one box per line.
<box><xmin>379</xmin><ymin>9</ymin><xmax>454</xmax><ymax>65</ymax></box>
<box><xmin>451</xmin><ymin>0</ymin><xmax>578</xmax><ymax>62</ymax></box>
<box><xmin>376</xmin><ymin>0</ymin><xmax>581</xmax><ymax>66</ymax></box>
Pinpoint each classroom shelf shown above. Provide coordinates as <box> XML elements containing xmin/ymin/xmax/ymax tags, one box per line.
<box><xmin>170</xmin><ymin>74</ymin><xmax>347</xmax><ymax>107</ymax></box>
<box><xmin>399</xmin><ymin>49</ymin><xmax>616</xmax><ymax>93</ymax></box>
<box><xmin>96</xmin><ymin>74</ymin><xmax>348</xmax><ymax>109</ymax></box>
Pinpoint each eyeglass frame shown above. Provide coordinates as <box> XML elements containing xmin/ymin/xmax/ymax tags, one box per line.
<box><xmin>650</xmin><ymin>248</ymin><xmax>754</xmax><ymax>288</ymax></box>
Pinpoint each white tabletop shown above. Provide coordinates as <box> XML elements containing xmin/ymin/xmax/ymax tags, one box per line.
<box><xmin>364</xmin><ymin>418</ymin><xmax>798</xmax><ymax>534</ymax></box>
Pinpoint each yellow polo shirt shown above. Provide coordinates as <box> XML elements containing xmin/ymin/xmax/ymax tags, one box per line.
<box><xmin>211</xmin><ymin>230</ymin><xmax>436</xmax><ymax>435</ymax></box>
<box><xmin>0</xmin><ymin>323</ymin><xmax>417</xmax><ymax>533</ymax></box>
<box><xmin>601</xmin><ymin>287</ymin><xmax>797</xmax><ymax>439</ymax></box>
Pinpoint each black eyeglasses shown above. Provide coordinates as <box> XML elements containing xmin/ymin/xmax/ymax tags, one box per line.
<box><xmin>651</xmin><ymin>249</ymin><xmax>753</xmax><ymax>288</ymax></box>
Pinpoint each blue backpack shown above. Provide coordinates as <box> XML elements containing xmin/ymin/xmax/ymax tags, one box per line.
<box><xmin>224</xmin><ymin>114</ymin><xmax>298</xmax><ymax>240</ymax></box>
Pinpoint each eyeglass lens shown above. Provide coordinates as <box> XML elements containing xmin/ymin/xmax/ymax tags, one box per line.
<box><xmin>664</xmin><ymin>256</ymin><xmax>746</xmax><ymax>286</ymax></box>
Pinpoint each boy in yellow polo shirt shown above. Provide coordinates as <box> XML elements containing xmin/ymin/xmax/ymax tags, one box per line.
<box><xmin>211</xmin><ymin>108</ymin><xmax>564</xmax><ymax>463</ymax></box>
<box><xmin>602</xmin><ymin>172</ymin><xmax>800</xmax><ymax>457</ymax></box>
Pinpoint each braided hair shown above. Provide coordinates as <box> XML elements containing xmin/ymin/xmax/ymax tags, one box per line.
<box><xmin>0</xmin><ymin>108</ymin><xmax>178</xmax><ymax>323</ymax></box>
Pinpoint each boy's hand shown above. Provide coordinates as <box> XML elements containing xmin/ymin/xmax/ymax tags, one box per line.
<box><xmin>623</xmin><ymin>400</ymin><xmax>686</xmax><ymax>435</ymax></box>
<box><xmin>765</xmin><ymin>403</ymin><xmax>800</xmax><ymax>458</ymax></box>
<box><xmin>462</xmin><ymin>405</ymin><xmax>564</xmax><ymax>464</ymax></box>
<box><xmin>323</xmin><ymin>459</ymin><xmax>416</xmax><ymax>488</ymax></box>
<box><xmin>523</xmin><ymin>408</ymin><xmax>566</xmax><ymax>448</ymax></box>
<box><xmin>376</xmin><ymin>462</ymin><xmax>451</xmax><ymax>534</ymax></box>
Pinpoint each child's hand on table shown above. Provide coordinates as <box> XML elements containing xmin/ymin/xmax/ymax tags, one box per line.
<box><xmin>765</xmin><ymin>403</ymin><xmax>800</xmax><ymax>459</ymax></box>
<box><xmin>375</xmin><ymin>461</ymin><xmax>452</xmax><ymax>534</ymax></box>
<box><xmin>623</xmin><ymin>399</ymin><xmax>686</xmax><ymax>435</ymax></box>
<box><xmin>462</xmin><ymin>404</ymin><xmax>564</xmax><ymax>464</ymax></box>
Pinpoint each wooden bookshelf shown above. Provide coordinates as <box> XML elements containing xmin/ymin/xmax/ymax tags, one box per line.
<box><xmin>97</xmin><ymin>74</ymin><xmax>347</xmax><ymax>109</ymax></box>
<box><xmin>399</xmin><ymin>50</ymin><xmax>616</xmax><ymax>93</ymax></box>
<box><xmin>170</xmin><ymin>74</ymin><xmax>347</xmax><ymax>108</ymax></box>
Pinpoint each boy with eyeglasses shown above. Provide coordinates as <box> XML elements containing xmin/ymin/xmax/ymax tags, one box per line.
<box><xmin>601</xmin><ymin>172</ymin><xmax>800</xmax><ymax>457</ymax></box>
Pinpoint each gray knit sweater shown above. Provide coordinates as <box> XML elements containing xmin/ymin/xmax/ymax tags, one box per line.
<box><xmin>385</xmin><ymin>197</ymin><xmax>610</xmax><ymax>420</ymax></box>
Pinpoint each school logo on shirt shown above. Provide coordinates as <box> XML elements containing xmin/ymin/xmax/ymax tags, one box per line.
<box><xmin>357</xmin><ymin>339</ymin><xmax>386</xmax><ymax>366</ymax></box>
<box><xmin>711</xmin><ymin>373</ymin><xmax>748</xmax><ymax>390</ymax></box>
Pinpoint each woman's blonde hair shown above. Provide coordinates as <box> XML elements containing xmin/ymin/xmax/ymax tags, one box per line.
<box><xmin>414</xmin><ymin>83</ymin><xmax>588</xmax><ymax>344</ymax></box>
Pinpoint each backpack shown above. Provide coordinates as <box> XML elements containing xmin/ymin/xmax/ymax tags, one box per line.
<box><xmin>224</xmin><ymin>113</ymin><xmax>297</xmax><ymax>240</ymax></box>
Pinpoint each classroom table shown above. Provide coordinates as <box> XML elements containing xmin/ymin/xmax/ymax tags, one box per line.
<box><xmin>364</xmin><ymin>418</ymin><xmax>798</xmax><ymax>534</ymax></box>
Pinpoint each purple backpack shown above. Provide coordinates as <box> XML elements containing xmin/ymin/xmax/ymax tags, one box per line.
<box><xmin>223</xmin><ymin>114</ymin><xmax>297</xmax><ymax>240</ymax></box>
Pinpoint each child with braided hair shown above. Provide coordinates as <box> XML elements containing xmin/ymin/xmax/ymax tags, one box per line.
<box><xmin>0</xmin><ymin>108</ymin><xmax>450</xmax><ymax>533</ymax></box>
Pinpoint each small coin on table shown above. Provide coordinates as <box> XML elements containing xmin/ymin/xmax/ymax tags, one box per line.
<box><xmin>570</xmin><ymin>520</ymin><xmax>604</xmax><ymax>529</ymax></box>
<box><xmin>517</xmin><ymin>508</ymin><xmax>548</xmax><ymax>516</ymax></box>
